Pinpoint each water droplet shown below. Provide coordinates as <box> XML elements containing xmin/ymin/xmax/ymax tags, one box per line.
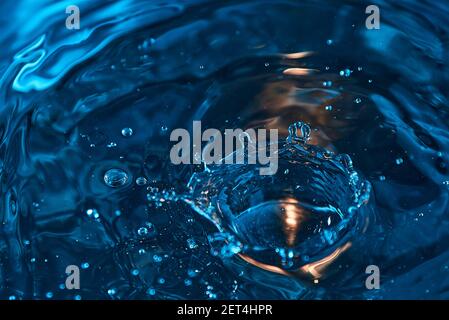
<box><xmin>147</xmin><ymin>288</ymin><xmax>156</xmax><ymax>296</ymax></box>
<box><xmin>355</xmin><ymin>98</ymin><xmax>362</xmax><ymax>104</ymax></box>
<box><xmin>137</xmin><ymin>222</ymin><xmax>155</xmax><ymax>237</ymax></box>
<box><xmin>81</xmin><ymin>262</ymin><xmax>89</xmax><ymax>269</ymax></box>
<box><xmin>326</xmin><ymin>39</ymin><xmax>333</xmax><ymax>45</ymax></box>
<box><xmin>45</xmin><ymin>291</ymin><xmax>53</xmax><ymax>299</ymax></box>
<box><xmin>187</xmin><ymin>238</ymin><xmax>198</xmax><ymax>249</ymax></box>
<box><xmin>107</xmin><ymin>288</ymin><xmax>116</xmax><ymax>296</ymax></box>
<box><xmin>287</xmin><ymin>121</ymin><xmax>311</xmax><ymax>143</ymax></box>
<box><xmin>106</xmin><ymin>142</ymin><xmax>117</xmax><ymax>148</ymax></box>
<box><xmin>121</xmin><ymin>127</ymin><xmax>133</xmax><ymax>137</ymax></box>
<box><xmin>325</xmin><ymin>105</ymin><xmax>333</xmax><ymax>111</ymax></box>
<box><xmin>104</xmin><ymin>168</ymin><xmax>129</xmax><ymax>187</ymax></box>
<box><xmin>131</xmin><ymin>269</ymin><xmax>139</xmax><ymax>276</ymax></box>
<box><xmin>137</xmin><ymin>227</ymin><xmax>148</xmax><ymax>236</ymax></box>
<box><xmin>395</xmin><ymin>157</ymin><xmax>404</xmax><ymax>165</ymax></box>
<box><xmin>160</xmin><ymin>125</ymin><xmax>168</xmax><ymax>134</ymax></box>
<box><xmin>340</xmin><ymin>68</ymin><xmax>351</xmax><ymax>77</ymax></box>
<box><xmin>136</xmin><ymin>176</ymin><xmax>148</xmax><ymax>186</ymax></box>
<box><xmin>86</xmin><ymin>208</ymin><xmax>100</xmax><ymax>219</ymax></box>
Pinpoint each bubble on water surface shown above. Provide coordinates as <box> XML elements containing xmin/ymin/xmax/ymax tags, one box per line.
<box><xmin>136</xmin><ymin>176</ymin><xmax>148</xmax><ymax>186</ymax></box>
<box><xmin>121</xmin><ymin>127</ymin><xmax>133</xmax><ymax>137</ymax></box>
<box><xmin>103</xmin><ymin>168</ymin><xmax>129</xmax><ymax>187</ymax></box>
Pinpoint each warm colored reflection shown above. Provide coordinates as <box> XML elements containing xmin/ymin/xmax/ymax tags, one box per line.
<box><xmin>283</xmin><ymin>68</ymin><xmax>314</xmax><ymax>76</ymax></box>
<box><xmin>238</xmin><ymin>242</ymin><xmax>351</xmax><ymax>280</ymax></box>
<box><xmin>299</xmin><ymin>242</ymin><xmax>351</xmax><ymax>279</ymax></box>
<box><xmin>281</xmin><ymin>199</ymin><xmax>308</xmax><ymax>246</ymax></box>
<box><xmin>238</xmin><ymin>254</ymin><xmax>291</xmax><ymax>276</ymax></box>
<box><xmin>282</xmin><ymin>51</ymin><xmax>313</xmax><ymax>59</ymax></box>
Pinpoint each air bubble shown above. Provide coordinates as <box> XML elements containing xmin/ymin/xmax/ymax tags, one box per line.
<box><xmin>136</xmin><ymin>176</ymin><xmax>148</xmax><ymax>186</ymax></box>
<box><xmin>121</xmin><ymin>127</ymin><xmax>133</xmax><ymax>137</ymax></box>
<box><xmin>104</xmin><ymin>168</ymin><xmax>129</xmax><ymax>187</ymax></box>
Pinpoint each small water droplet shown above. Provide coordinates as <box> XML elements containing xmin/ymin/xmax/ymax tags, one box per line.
<box><xmin>131</xmin><ymin>269</ymin><xmax>139</xmax><ymax>276</ymax></box>
<box><xmin>147</xmin><ymin>288</ymin><xmax>156</xmax><ymax>296</ymax></box>
<box><xmin>137</xmin><ymin>227</ymin><xmax>148</xmax><ymax>236</ymax></box>
<box><xmin>108</xmin><ymin>288</ymin><xmax>116</xmax><ymax>296</ymax></box>
<box><xmin>121</xmin><ymin>127</ymin><xmax>133</xmax><ymax>137</ymax></box>
<box><xmin>104</xmin><ymin>168</ymin><xmax>129</xmax><ymax>187</ymax></box>
<box><xmin>287</xmin><ymin>121</ymin><xmax>311</xmax><ymax>143</ymax></box>
<box><xmin>86</xmin><ymin>208</ymin><xmax>100</xmax><ymax>219</ymax></box>
<box><xmin>136</xmin><ymin>176</ymin><xmax>148</xmax><ymax>186</ymax></box>
<box><xmin>395</xmin><ymin>157</ymin><xmax>404</xmax><ymax>165</ymax></box>
<box><xmin>340</xmin><ymin>68</ymin><xmax>351</xmax><ymax>77</ymax></box>
<box><xmin>325</xmin><ymin>105</ymin><xmax>333</xmax><ymax>111</ymax></box>
<box><xmin>187</xmin><ymin>238</ymin><xmax>198</xmax><ymax>249</ymax></box>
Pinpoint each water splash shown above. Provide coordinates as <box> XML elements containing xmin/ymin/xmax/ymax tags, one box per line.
<box><xmin>149</xmin><ymin>121</ymin><xmax>372</xmax><ymax>271</ymax></box>
<box><xmin>2</xmin><ymin>0</ymin><xmax>449</xmax><ymax>300</ymax></box>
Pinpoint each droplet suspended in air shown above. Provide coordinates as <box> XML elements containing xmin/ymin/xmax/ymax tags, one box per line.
<box><xmin>103</xmin><ymin>168</ymin><xmax>129</xmax><ymax>187</ymax></box>
<box><xmin>121</xmin><ymin>127</ymin><xmax>133</xmax><ymax>137</ymax></box>
<box><xmin>286</xmin><ymin>121</ymin><xmax>311</xmax><ymax>143</ymax></box>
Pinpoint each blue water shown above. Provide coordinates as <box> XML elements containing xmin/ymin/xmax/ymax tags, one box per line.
<box><xmin>1</xmin><ymin>0</ymin><xmax>449</xmax><ymax>300</ymax></box>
